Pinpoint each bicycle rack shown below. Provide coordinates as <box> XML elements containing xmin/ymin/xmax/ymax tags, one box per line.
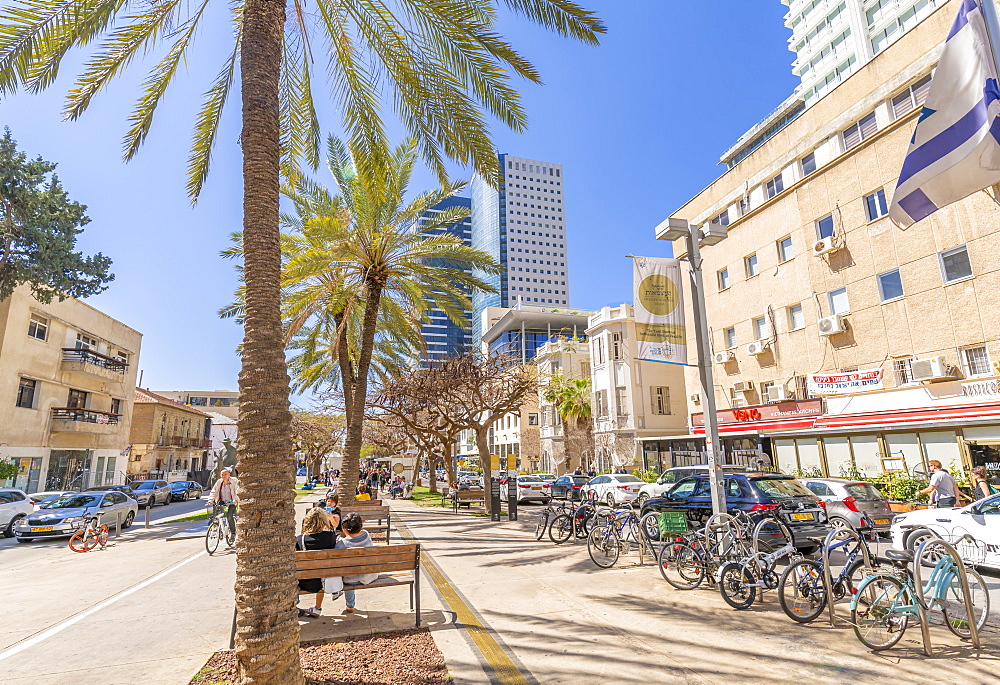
<box><xmin>911</xmin><ymin>538</ymin><xmax>982</xmax><ymax>656</ymax></box>
<box><xmin>821</xmin><ymin>527</ymin><xmax>874</xmax><ymax>627</ymax></box>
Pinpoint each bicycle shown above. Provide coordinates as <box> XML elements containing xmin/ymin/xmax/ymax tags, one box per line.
<box><xmin>533</xmin><ymin>499</ymin><xmax>574</xmax><ymax>541</ymax></box>
<box><xmin>587</xmin><ymin>506</ymin><xmax>660</xmax><ymax>568</ymax></box>
<box><xmin>206</xmin><ymin>501</ymin><xmax>237</xmax><ymax>555</ymax></box>
<box><xmin>68</xmin><ymin>511</ymin><xmax>109</xmax><ymax>553</ymax></box>
<box><xmin>850</xmin><ymin>532</ymin><xmax>990</xmax><ymax>650</ymax></box>
<box><xmin>657</xmin><ymin>510</ymin><xmax>757</xmax><ymax>591</ymax></box>
<box><xmin>716</xmin><ymin>514</ymin><xmax>800</xmax><ymax>609</ymax></box>
<box><xmin>548</xmin><ymin>499</ymin><xmax>599</xmax><ymax>544</ymax></box>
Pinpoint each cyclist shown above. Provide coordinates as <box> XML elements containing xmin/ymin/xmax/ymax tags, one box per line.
<box><xmin>210</xmin><ymin>468</ymin><xmax>240</xmax><ymax>535</ymax></box>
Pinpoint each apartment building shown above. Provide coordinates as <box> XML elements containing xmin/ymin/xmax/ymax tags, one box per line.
<box><xmin>489</xmin><ymin>396</ymin><xmax>541</xmax><ymax>473</ymax></box>
<box><xmin>1</xmin><ymin>286</ymin><xmax>142</xmax><ymax>492</ymax></box>
<box><xmin>127</xmin><ymin>389</ymin><xmax>212</xmax><ymax>478</ymax></box>
<box><xmin>156</xmin><ymin>390</ymin><xmax>240</xmax><ymax>421</ymax></box>
<box><xmin>535</xmin><ymin>338</ymin><xmax>591</xmax><ymax>474</ymax></box>
<box><xmin>659</xmin><ymin>3</ymin><xmax>1000</xmax><ymax>478</ymax></box>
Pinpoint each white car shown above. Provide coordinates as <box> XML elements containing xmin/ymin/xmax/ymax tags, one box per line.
<box><xmin>534</xmin><ymin>473</ymin><xmax>557</xmax><ymax>484</ymax></box>
<box><xmin>890</xmin><ymin>493</ymin><xmax>1000</xmax><ymax>570</ymax></box>
<box><xmin>0</xmin><ymin>489</ymin><xmax>35</xmax><ymax>538</ymax></box>
<box><xmin>584</xmin><ymin>474</ymin><xmax>644</xmax><ymax>507</ymax></box>
<box><xmin>500</xmin><ymin>475</ymin><xmax>551</xmax><ymax>503</ymax></box>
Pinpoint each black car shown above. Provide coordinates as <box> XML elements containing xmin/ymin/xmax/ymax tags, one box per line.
<box><xmin>170</xmin><ymin>481</ymin><xmax>205</xmax><ymax>501</ymax></box>
<box><xmin>551</xmin><ymin>475</ymin><xmax>590</xmax><ymax>500</ymax></box>
<box><xmin>640</xmin><ymin>472</ymin><xmax>831</xmax><ymax>552</ymax></box>
<box><xmin>86</xmin><ymin>484</ymin><xmax>136</xmax><ymax>499</ymax></box>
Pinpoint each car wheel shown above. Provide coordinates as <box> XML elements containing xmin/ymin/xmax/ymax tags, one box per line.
<box><xmin>182</xmin><ymin>492</ymin><xmax>189</xmax><ymax>502</ymax></box>
<box><xmin>829</xmin><ymin>517</ymin><xmax>852</xmax><ymax>530</ymax></box>
<box><xmin>161</xmin><ymin>494</ymin><xmax>170</xmax><ymax>506</ymax></box>
<box><xmin>122</xmin><ymin>511</ymin><xmax>135</xmax><ymax>529</ymax></box>
<box><xmin>606</xmin><ymin>492</ymin><xmax>615</xmax><ymax>508</ymax></box>
<box><xmin>3</xmin><ymin>514</ymin><xmax>24</xmax><ymax>538</ymax></box>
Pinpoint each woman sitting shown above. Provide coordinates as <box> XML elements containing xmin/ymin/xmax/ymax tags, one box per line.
<box><xmin>296</xmin><ymin>508</ymin><xmax>337</xmax><ymax>618</ymax></box>
<box><xmin>355</xmin><ymin>483</ymin><xmax>372</xmax><ymax>501</ymax></box>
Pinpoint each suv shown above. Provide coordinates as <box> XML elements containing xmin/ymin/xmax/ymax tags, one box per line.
<box><xmin>636</xmin><ymin>464</ymin><xmax>747</xmax><ymax>506</ymax></box>
<box><xmin>640</xmin><ymin>473</ymin><xmax>831</xmax><ymax>552</ymax></box>
<box><xmin>129</xmin><ymin>480</ymin><xmax>172</xmax><ymax>507</ymax></box>
<box><xmin>0</xmin><ymin>489</ymin><xmax>34</xmax><ymax>538</ymax></box>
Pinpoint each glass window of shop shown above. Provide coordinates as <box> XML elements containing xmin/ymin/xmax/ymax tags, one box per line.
<box><xmin>823</xmin><ymin>436</ymin><xmax>852</xmax><ymax>475</ymax></box>
<box><xmin>884</xmin><ymin>432</ymin><xmax>921</xmax><ymax>472</ymax></box>
<box><xmin>849</xmin><ymin>435</ymin><xmax>881</xmax><ymax>476</ymax></box>
<box><xmin>919</xmin><ymin>431</ymin><xmax>960</xmax><ymax>470</ymax></box>
<box><xmin>775</xmin><ymin>439</ymin><xmax>797</xmax><ymax>472</ymax></box>
<box><xmin>796</xmin><ymin>439</ymin><xmax>822</xmax><ymax>472</ymax></box>
<box><xmin>1</xmin><ymin>457</ymin><xmax>42</xmax><ymax>492</ymax></box>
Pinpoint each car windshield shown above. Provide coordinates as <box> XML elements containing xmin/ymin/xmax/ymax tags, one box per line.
<box><xmin>133</xmin><ymin>482</ymin><xmax>155</xmax><ymax>490</ymax></box>
<box><xmin>519</xmin><ymin>476</ymin><xmax>543</xmax><ymax>483</ymax></box>
<box><xmin>613</xmin><ymin>475</ymin><xmax>642</xmax><ymax>483</ymax></box>
<box><xmin>46</xmin><ymin>494</ymin><xmax>101</xmax><ymax>509</ymax></box>
<box><xmin>572</xmin><ymin>477</ymin><xmax>589</xmax><ymax>484</ymax></box>
<box><xmin>751</xmin><ymin>477</ymin><xmax>814</xmax><ymax>498</ymax></box>
<box><xmin>846</xmin><ymin>483</ymin><xmax>885</xmax><ymax>500</ymax></box>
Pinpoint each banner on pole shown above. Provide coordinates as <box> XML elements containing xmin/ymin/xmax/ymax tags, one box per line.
<box><xmin>808</xmin><ymin>370</ymin><xmax>883</xmax><ymax>396</ymax></box>
<box><xmin>633</xmin><ymin>256</ymin><xmax>686</xmax><ymax>364</ymax></box>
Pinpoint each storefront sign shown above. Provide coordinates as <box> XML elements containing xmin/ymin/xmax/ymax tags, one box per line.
<box><xmin>692</xmin><ymin>399</ymin><xmax>823</xmax><ymax>427</ymax></box>
<box><xmin>963</xmin><ymin>379</ymin><xmax>1000</xmax><ymax>398</ymax></box>
<box><xmin>633</xmin><ymin>256</ymin><xmax>686</xmax><ymax>364</ymax></box>
<box><xmin>808</xmin><ymin>370</ymin><xmax>883</xmax><ymax>396</ymax></box>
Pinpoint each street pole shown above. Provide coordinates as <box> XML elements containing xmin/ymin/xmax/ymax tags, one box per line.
<box><xmin>684</xmin><ymin>227</ymin><xmax>727</xmax><ymax>517</ymax></box>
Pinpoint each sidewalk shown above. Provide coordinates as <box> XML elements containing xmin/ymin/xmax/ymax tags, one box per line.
<box><xmin>388</xmin><ymin>499</ymin><xmax>1000</xmax><ymax>685</ymax></box>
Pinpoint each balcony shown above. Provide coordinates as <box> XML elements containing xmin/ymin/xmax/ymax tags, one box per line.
<box><xmin>50</xmin><ymin>407</ymin><xmax>121</xmax><ymax>434</ymax></box>
<box><xmin>61</xmin><ymin>348</ymin><xmax>127</xmax><ymax>380</ymax></box>
<box><xmin>157</xmin><ymin>435</ymin><xmax>212</xmax><ymax>449</ymax></box>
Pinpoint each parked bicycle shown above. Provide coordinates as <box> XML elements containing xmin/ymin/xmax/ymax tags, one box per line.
<box><xmin>206</xmin><ymin>501</ymin><xmax>237</xmax><ymax>555</ymax></box>
<box><xmin>657</xmin><ymin>510</ymin><xmax>758</xmax><ymax>591</ymax></box>
<box><xmin>68</xmin><ymin>511</ymin><xmax>109</xmax><ymax>553</ymax></box>
<box><xmin>548</xmin><ymin>499</ymin><xmax>599</xmax><ymax>544</ymax></box>
<box><xmin>533</xmin><ymin>499</ymin><xmax>574</xmax><ymax>541</ymax></box>
<box><xmin>587</xmin><ymin>506</ymin><xmax>660</xmax><ymax>568</ymax></box>
<box><xmin>716</xmin><ymin>515</ymin><xmax>800</xmax><ymax>609</ymax></box>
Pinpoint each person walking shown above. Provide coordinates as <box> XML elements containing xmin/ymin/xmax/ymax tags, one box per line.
<box><xmin>971</xmin><ymin>466</ymin><xmax>994</xmax><ymax>501</ymax></box>
<box><xmin>918</xmin><ymin>460</ymin><xmax>961</xmax><ymax>508</ymax></box>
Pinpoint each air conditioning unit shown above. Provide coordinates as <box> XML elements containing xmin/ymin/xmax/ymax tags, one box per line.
<box><xmin>818</xmin><ymin>314</ymin><xmax>846</xmax><ymax>336</ymax></box>
<box><xmin>714</xmin><ymin>350</ymin><xmax>735</xmax><ymax>364</ymax></box>
<box><xmin>689</xmin><ymin>393</ymin><xmax>701</xmax><ymax>404</ymax></box>
<box><xmin>911</xmin><ymin>357</ymin><xmax>953</xmax><ymax>382</ymax></box>
<box><xmin>733</xmin><ymin>381</ymin><xmax>754</xmax><ymax>393</ymax></box>
<box><xmin>812</xmin><ymin>237</ymin><xmax>840</xmax><ymax>256</ymax></box>
<box><xmin>766</xmin><ymin>385</ymin><xmax>790</xmax><ymax>402</ymax></box>
<box><xmin>747</xmin><ymin>340</ymin><xmax>768</xmax><ymax>355</ymax></box>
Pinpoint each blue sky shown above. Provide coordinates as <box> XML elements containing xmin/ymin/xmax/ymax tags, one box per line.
<box><xmin>1</xmin><ymin>2</ymin><xmax>798</xmax><ymax>401</ymax></box>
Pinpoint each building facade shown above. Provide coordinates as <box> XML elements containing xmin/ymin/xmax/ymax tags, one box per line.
<box><xmin>471</xmin><ymin>154</ymin><xmax>570</xmax><ymax>341</ymax></box>
<box><xmin>659</xmin><ymin>3</ymin><xmax>1000</xmax><ymax>479</ymax></box>
<box><xmin>535</xmin><ymin>338</ymin><xmax>591</xmax><ymax>474</ymax></box>
<box><xmin>1</xmin><ymin>286</ymin><xmax>142</xmax><ymax>492</ymax></box>
<box><xmin>480</xmin><ymin>305</ymin><xmax>591</xmax><ymax>363</ymax></box>
<box><xmin>155</xmin><ymin>390</ymin><xmax>240</xmax><ymax>421</ymax></box>
<box><xmin>128</xmin><ymin>389</ymin><xmax>212</xmax><ymax>479</ymax></box>
<box><xmin>489</xmin><ymin>395</ymin><xmax>541</xmax><ymax>473</ymax></box>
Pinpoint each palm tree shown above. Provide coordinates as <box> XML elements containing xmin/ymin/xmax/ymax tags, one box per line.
<box><xmin>543</xmin><ymin>373</ymin><xmax>593</xmax><ymax>472</ymax></box>
<box><xmin>0</xmin><ymin>2</ymin><xmax>604</xmax><ymax>681</ymax></box>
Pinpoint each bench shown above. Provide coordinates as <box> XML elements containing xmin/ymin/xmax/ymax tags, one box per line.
<box><xmin>339</xmin><ymin>505</ymin><xmax>392</xmax><ymax>543</ymax></box>
<box><xmin>451</xmin><ymin>489</ymin><xmax>487</xmax><ymax>513</ymax></box>
<box><xmin>294</xmin><ymin>543</ymin><xmax>420</xmax><ymax>626</ymax></box>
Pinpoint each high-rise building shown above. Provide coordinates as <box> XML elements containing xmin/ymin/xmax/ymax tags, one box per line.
<box><xmin>471</xmin><ymin>154</ymin><xmax>570</xmax><ymax>343</ymax></box>
<box><xmin>417</xmin><ymin>196</ymin><xmax>474</xmax><ymax>362</ymax></box>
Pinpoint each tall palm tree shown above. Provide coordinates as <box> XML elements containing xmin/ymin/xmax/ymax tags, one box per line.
<box><xmin>543</xmin><ymin>373</ymin><xmax>593</xmax><ymax>472</ymax></box>
<box><xmin>0</xmin><ymin>2</ymin><xmax>604</xmax><ymax>682</ymax></box>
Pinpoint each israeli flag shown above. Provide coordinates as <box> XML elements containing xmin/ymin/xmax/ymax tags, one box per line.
<box><xmin>890</xmin><ymin>0</ymin><xmax>1000</xmax><ymax>228</ymax></box>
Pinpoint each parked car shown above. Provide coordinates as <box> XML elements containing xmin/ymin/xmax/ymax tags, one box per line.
<box><xmin>640</xmin><ymin>473</ymin><xmax>831</xmax><ymax>553</ymax></box>
<box><xmin>551</xmin><ymin>475</ymin><xmax>591</xmax><ymax>500</ymax></box>
<box><xmin>500</xmin><ymin>475</ymin><xmax>551</xmax><ymax>503</ymax></box>
<box><xmin>296</xmin><ymin>468</ymin><xmax>307</xmax><ymax>476</ymax></box>
<box><xmin>890</xmin><ymin>493</ymin><xmax>1000</xmax><ymax>570</ymax></box>
<box><xmin>28</xmin><ymin>490</ymin><xmax>78</xmax><ymax>508</ymax></box>
<box><xmin>636</xmin><ymin>464</ymin><xmax>748</xmax><ymax>506</ymax></box>
<box><xmin>129</xmin><ymin>479</ymin><xmax>172</xmax><ymax>507</ymax></box>
<box><xmin>583</xmin><ymin>474</ymin><xmax>645</xmax><ymax>507</ymax></box>
<box><xmin>0</xmin><ymin>489</ymin><xmax>34</xmax><ymax>538</ymax></box>
<box><xmin>85</xmin><ymin>484</ymin><xmax>136</xmax><ymax>499</ymax></box>
<box><xmin>170</xmin><ymin>481</ymin><xmax>205</xmax><ymax>501</ymax></box>
<box><xmin>14</xmin><ymin>491</ymin><xmax>139</xmax><ymax>542</ymax></box>
<box><xmin>800</xmin><ymin>478</ymin><xmax>895</xmax><ymax>534</ymax></box>
<box><xmin>534</xmin><ymin>473</ymin><xmax>557</xmax><ymax>483</ymax></box>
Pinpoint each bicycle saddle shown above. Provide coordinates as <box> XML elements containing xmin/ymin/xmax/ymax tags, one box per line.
<box><xmin>882</xmin><ymin>549</ymin><xmax>914</xmax><ymax>564</ymax></box>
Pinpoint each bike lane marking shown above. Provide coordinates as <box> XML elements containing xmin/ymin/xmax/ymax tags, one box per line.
<box><xmin>0</xmin><ymin>550</ymin><xmax>206</xmax><ymax>662</ymax></box>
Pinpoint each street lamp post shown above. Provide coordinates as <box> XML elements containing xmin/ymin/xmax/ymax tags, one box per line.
<box><xmin>661</xmin><ymin>218</ymin><xmax>727</xmax><ymax>517</ymax></box>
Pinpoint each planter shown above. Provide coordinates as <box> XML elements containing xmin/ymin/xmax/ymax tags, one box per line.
<box><xmin>888</xmin><ymin>501</ymin><xmax>930</xmax><ymax>513</ymax></box>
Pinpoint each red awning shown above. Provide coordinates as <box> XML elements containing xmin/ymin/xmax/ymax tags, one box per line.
<box><xmin>692</xmin><ymin>416</ymin><xmax>819</xmax><ymax>435</ymax></box>
<box><xmin>813</xmin><ymin>402</ymin><xmax>1000</xmax><ymax>430</ymax></box>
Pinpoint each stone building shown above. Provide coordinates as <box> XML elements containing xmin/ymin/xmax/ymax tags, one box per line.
<box><xmin>535</xmin><ymin>338</ymin><xmax>590</xmax><ymax>474</ymax></box>
<box><xmin>127</xmin><ymin>389</ymin><xmax>212</xmax><ymax>478</ymax></box>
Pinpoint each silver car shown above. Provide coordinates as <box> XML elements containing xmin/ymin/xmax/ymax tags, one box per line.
<box><xmin>129</xmin><ymin>479</ymin><xmax>172</xmax><ymax>507</ymax></box>
<box><xmin>801</xmin><ymin>478</ymin><xmax>895</xmax><ymax>534</ymax></box>
<box><xmin>14</xmin><ymin>491</ymin><xmax>138</xmax><ymax>542</ymax></box>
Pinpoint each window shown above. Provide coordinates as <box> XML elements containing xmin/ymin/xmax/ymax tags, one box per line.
<box><xmin>940</xmin><ymin>245</ymin><xmax>973</xmax><ymax>283</ymax></box>
<box><xmin>67</xmin><ymin>388</ymin><xmax>88</xmax><ymax>409</ymax></box>
<box><xmin>843</xmin><ymin>112</ymin><xmax>877</xmax><ymax>150</ymax></box>
<box><xmin>111</xmin><ymin>398</ymin><xmax>122</xmax><ymax>415</ymax></box>
<box><xmin>745</xmin><ymin>254</ymin><xmax>758</xmax><ymax>278</ymax></box>
<box><xmin>864</xmin><ymin>189</ymin><xmax>888</xmax><ymax>221</ymax></box>
<box><xmin>765</xmin><ymin>173</ymin><xmax>784</xmax><ymax>199</ymax></box>
<box><xmin>592</xmin><ymin>337</ymin><xmax>605</xmax><ymax>365</ymax></box>
<box><xmin>611</xmin><ymin>332</ymin><xmax>624</xmax><ymax>360</ymax></box>
<box><xmin>595</xmin><ymin>390</ymin><xmax>608</xmax><ymax>417</ymax></box>
<box><xmin>892</xmin><ymin>357</ymin><xmax>914</xmax><ymax>385</ymax></box>
<box><xmin>711</xmin><ymin>210</ymin><xmax>730</xmax><ymax>227</ymax></box>
<box><xmin>753</xmin><ymin>316</ymin><xmax>769</xmax><ymax>340</ymax></box>
<box><xmin>760</xmin><ymin>381</ymin><xmax>774</xmax><ymax>402</ymax></box>
<box><xmin>738</xmin><ymin>197</ymin><xmax>749</xmax><ymax>217</ymax></box>
<box><xmin>962</xmin><ymin>346</ymin><xmax>991</xmax><ymax>377</ymax></box>
<box><xmin>28</xmin><ymin>315</ymin><xmax>48</xmax><ymax>341</ymax></box>
<box><xmin>16</xmin><ymin>378</ymin><xmax>36</xmax><ymax>409</ymax></box>
<box><xmin>777</xmin><ymin>236</ymin><xmax>794</xmax><ymax>262</ymax></box>
<box><xmin>828</xmin><ymin>287</ymin><xmax>850</xmax><ymax>315</ymax></box>
<box><xmin>75</xmin><ymin>333</ymin><xmax>97</xmax><ymax>351</ymax></box>
<box><xmin>188</xmin><ymin>397</ymin><xmax>208</xmax><ymax>406</ymax></box>
<box><xmin>717</xmin><ymin>268</ymin><xmax>730</xmax><ymax>291</ymax></box>
<box><xmin>527</xmin><ymin>413</ymin><xmax>539</xmax><ymax>426</ymax></box>
<box><xmin>724</xmin><ymin>327</ymin><xmax>737</xmax><ymax>349</ymax></box>
<box><xmin>891</xmin><ymin>74</ymin><xmax>932</xmax><ymax>118</ymax></box>
<box><xmin>801</xmin><ymin>152</ymin><xmax>816</xmax><ymax>176</ymax></box>
<box><xmin>615</xmin><ymin>387</ymin><xmax>628</xmax><ymax>411</ymax></box>
<box><xmin>795</xmin><ymin>375</ymin><xmax>811</xmax><ymax>400</ymax></box>
<box><xmin>651</xmin><ymin>387</ymin><xmax>670</xmax><ymax>415</ymax></box>
<box><xmin>816</xmin><ymin>214</ymin><xmax>835</xmax><ymax>239</ymax></box>
<box><xmin>878</xmin><ymin>269</ymin><xmax>904</xmax><ymax>302</ymax></box>
<box><xmin>788</xmin><ymin>304</ymin><xmax>804</xmax><ymax>330</ymax></box>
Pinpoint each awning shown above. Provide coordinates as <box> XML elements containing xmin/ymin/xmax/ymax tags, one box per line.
<box><xmin>692</xmin><ymin>416</ymin><xmax>819</xmax><ymax>436</ymax></box>
<box><xmin>813</xmin><ymin>401</ymin><xmax>1000</xmax><ymax>430</ymax></box>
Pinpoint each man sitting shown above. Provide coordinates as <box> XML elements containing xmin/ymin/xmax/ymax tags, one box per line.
<box><xmin>328</xmin><ymin>513</ymin><xmax>379</xmax><ymax>614</ymax></box>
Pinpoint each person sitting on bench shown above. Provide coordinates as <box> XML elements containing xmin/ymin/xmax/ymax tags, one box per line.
<box><xmin>296</xmin><ymin>508</ymin><xmax>337</xmax><ymax>618</ymax></box>
<box><xmin>327</xmin><ymin>513</ymin><xmax>378</xmax><ymax>614</ymax></box>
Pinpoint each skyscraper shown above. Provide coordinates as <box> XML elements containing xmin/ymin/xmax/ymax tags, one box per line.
<box><xmin>471</xmin><ymin>154</ymin><xmax>570</xmax><ymax>342</ymax></box>
<box><xmin>416</xmin><ymin>196</ymin><xmax>474</xmax><ymax>363</ymax></box>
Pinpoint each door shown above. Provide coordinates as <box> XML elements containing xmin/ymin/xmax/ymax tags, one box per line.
<box><xmin>688</xmin><ymin>478</ymin><xmax>713</xmax><ymax>522</ymax></box>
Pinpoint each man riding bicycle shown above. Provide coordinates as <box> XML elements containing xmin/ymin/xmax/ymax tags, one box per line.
<box><xmin>210</xmin><ymin>468</ymin><xmax>240</xmax><ymax>535</ymax></box>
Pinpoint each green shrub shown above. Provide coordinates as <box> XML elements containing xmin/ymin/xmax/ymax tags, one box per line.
<box><xmin>632</xmin><ymin>468</ymin><xmax>658</xmax><ymax>483</ymax></box>
<box><xmin>869</xmin><ymin>470</ymin><xmax>928</xmax><ymax>502</ymax></box>
<box><xmin>790</xmin><ymin>466</ymin><xmax>823</xmax><ymax>479</ymax></box>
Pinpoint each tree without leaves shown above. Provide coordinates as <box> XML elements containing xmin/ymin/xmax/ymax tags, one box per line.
<box><xmin>0</xmin><ymin>129</ymin><xmax>112</xmax><ymax>303</ymax></box>
<box><xmin>290</xmin><ymin>410</ymin><xmax>346</xmax><ymax>476</ymax></box>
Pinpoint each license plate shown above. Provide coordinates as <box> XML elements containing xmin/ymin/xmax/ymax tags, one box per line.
<box><xmin>790</xmin><ymin>512</ymin><xmax>815</xmax><ymax>521</ymax></box>
<box><xmin>31</xmin><ymin>526</ymin><xmax>53</xmax><ymax>532</ymax></box>
<box><xmin>874</xmin><ymin>518</ymin><xmax>890</xmax><ymax>525</ymax></box>
<box><xmin>531</xmin><ymin>486</ymin><xmax>541</xmax><ymax>490</ymax></box>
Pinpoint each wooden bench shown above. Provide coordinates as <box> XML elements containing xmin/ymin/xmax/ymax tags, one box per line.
<box><xmin>339</xmin><ymin>505</ymin><xmax>392</xmax><ymax>543</ymax></box>
<box><xmin>451</xmin><ymin>489</ymin><xmax>487</xmax><ymax>513</ymax></box>
<box><xmin>294</xmin><ymin>543</ymin><xmax>420</xmax><ymax>626</ymax></box>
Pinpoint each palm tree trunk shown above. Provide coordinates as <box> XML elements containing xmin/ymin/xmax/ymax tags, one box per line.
<box><xmin>234</xmin><ymin>0</ymin><xmax>303</xmax><ymax>682</ymax></box>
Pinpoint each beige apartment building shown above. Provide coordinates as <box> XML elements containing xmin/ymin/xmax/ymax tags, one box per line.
<box><xmin>658</xmin><ymin>1</ymin><xmax>1000</xmax><ymax>479</ymax></box>
<box><xmin>1</xmin><ymin>286</ymin><xmax>142</xmax><ymax>492</ymax></box>
<box><xmin>127</xmin><ymin>389</ymin><xmax>212</xmax><ymax>478</ymax></box>
<box><xmin>490</xmin><ymin>388</ymin><xmax>540</xmax><ymax>473</ymax></box>
<box><xmin>155</xmin><ymin>389</ymin><xmax>240</xmax><ymax>420</ymax></box>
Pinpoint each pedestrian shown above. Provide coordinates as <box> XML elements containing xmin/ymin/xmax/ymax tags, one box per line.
<box><xmin>573</xmin><ymin>466</ymin><xmax>583</xmax><ymax>476</ymax></box>
<box><xmin>918</xmin><ymin>460</ymin><xmax>961</xmax><ymax>508</ymax></box>
<box><xmin>587</xmin><ymin>468</ymin><xmax>596</xmax><ymax>478</ymax></box>
<box><xmin>209</xmin><ymin>468</ymin><xmax>240</xmax><ymax>534</ymax></box>
<box><xmin>970</xmin><ymin>466</ymin><xmax>995</xmax><ymax>501</ymax></box>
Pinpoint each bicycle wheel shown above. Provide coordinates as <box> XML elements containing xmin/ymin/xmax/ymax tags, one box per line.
<box><xmin>718</xmin><ymin>562</ymin><xmax>757</xmax><ymax>610</ymax></box>
<box><xmin>549</xmin><ymin>514</ymin><xmax>573</xmax><ymax>544</ymax></box>
<box><xmin>658</xmin><ymin>541</ymin><xmax>705</xmax><ymax>590</ymax></box>
<box><xmin>574</xmin><ymin>508</ymin><xmax>592</xmax><ymax>538</ymax></box>
<box><xmin>851</xmin><ymin>574</ymin><xmax>909</xmax><ymax>650</ymax></box>
<box><xmin>534</xmin><ymin>512</ymin><xmax>549</xmax><ymax>541</ymax></box>
<box><xmin>68</xmin><ymin>529</ymin><xmax>98</xmax><ymax>553</ymax></box>
<box><xmin>96</xmin><ymin>524</ymin><xmax>109</xmax><ymax>548</ymax></box>
<box><xmin>778</xmin><ymin>559</ymin><xmax>826</xmax><ymax>623</ymax></box>
<box><xmin>206</xmin><ymin>520</ymin><xmax>222</xmax><ymax>555</ymax></box>
<box><xmin>942</xmin><ymin>567</ymin><xmax>990</xmax><ymax>639</ymax></box>
<box><xmin>587</xmin><ymin>525</ymin><xmax>620</xmax><ymax>569</ymax></box>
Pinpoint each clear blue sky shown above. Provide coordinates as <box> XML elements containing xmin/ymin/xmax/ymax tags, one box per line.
<box><xmin>1</xmin><ymin>2</ymin><xmax>797</xmax><ymax>400</ymax></box>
